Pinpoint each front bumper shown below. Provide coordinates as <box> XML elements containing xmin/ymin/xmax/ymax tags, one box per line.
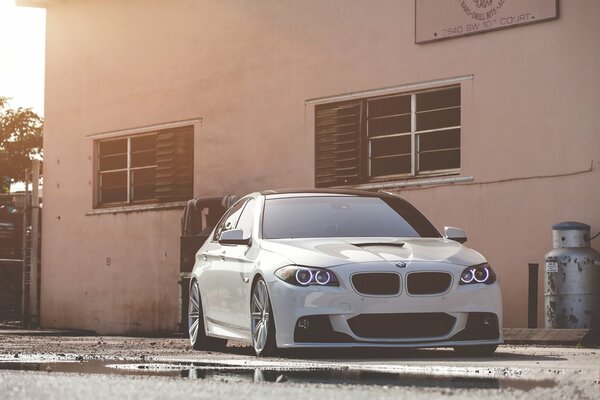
<box><xmin>267</xmin><ymin>262</ymin><xmax>503</xmax><ymax>348</ymax></box>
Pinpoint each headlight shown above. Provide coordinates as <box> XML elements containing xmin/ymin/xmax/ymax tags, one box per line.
<box><xmin>275</xmin><ymin>266</ymin><xmax>340</xmax><ymax>287</ymax></box>
<box><xmin>459</xmin><ymin>263</ymin><xmax>496</xmax><ymax>285</ymax></box>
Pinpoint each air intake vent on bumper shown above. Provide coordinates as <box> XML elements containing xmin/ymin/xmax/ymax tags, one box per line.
<box><xmin>348</xmin><ymin>313</ymin><xmax>456</xmax><ymax>339</ymax></box>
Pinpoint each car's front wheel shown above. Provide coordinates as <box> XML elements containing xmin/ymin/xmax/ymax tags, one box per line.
<box><xmin>251</xmin><ymin>278</ymin><xmax>277</xmax><ymax>357</ymax></box>
<box><xmin>189</xmin><ymin>281</ymin><xmax>227</xmax><ymax>351</ymax></box>
<box><xmin>453</xmin><ymin>344</ymin><xmax>498</xmax><ymax>357</ymax></box>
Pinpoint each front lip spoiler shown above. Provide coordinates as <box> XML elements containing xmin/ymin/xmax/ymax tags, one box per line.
<box><xmin>279</xmin><ymin>339</ymin><xmax>503</xmax><ymax>348</ymax></box>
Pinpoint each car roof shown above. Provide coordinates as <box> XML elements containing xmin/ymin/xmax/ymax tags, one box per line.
<box><xmin>260</xmin><ymin>188</ymin><xmax>395</xmax><ymax>199</ymax></box>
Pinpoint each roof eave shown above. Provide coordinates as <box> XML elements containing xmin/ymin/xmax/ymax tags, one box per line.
<box><xmin>15</xmin><ymin>0</ymin><xmax>56</xmax><ymax>9</ymax></box>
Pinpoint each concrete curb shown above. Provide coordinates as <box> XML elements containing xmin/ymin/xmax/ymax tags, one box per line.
<box><xmin>503</xmin><ymin>328</ymin><xmax>595</xmax><ymax>345</ymax></box>
<box><xmin>0</xmin><ymin>329</ymin><xmax>96</xmax><ymax>337</ymax></box>
<box><xmin>0</xmin><ymin>328</ymin><xmax>188</xmax><ymax>339</ymax></box>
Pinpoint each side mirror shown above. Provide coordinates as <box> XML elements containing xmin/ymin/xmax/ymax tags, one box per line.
<box><xmin>219</xmin><ymin>229</ymin><xmax>251</xmax><ymax>246</ymax></box>
<box><xmin>444</xmin><ymin>226</ymin><xmax>467</xmax><ymax>244</ymax></box>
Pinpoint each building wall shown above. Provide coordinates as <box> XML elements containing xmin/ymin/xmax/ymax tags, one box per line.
<box><xmin>41</xmin><ymin>0</ymin><xmax>600</xmax><ymax>334</ymax></box>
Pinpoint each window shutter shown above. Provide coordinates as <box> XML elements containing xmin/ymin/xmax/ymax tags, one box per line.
<box><xmin>155</xmin><ymin>127</ymin><xmax>194</xmax><ymax>202</ymax></box>
<box><xmin>314</xmin><ymin>101</ymin><xmax>363</xmax><ymax>187</ymax></box>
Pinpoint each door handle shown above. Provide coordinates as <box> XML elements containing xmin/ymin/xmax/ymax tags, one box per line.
<box><xmin>220</xmin><ymin>255</ymin><xmax>225</xmax><ymax>262</ymax></box>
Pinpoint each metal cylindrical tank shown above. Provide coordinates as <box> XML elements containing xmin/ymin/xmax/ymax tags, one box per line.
<box><xmin>544</xmin><ymin>222</ymin><xmax>600</xmax><ymax>329</ymax></box>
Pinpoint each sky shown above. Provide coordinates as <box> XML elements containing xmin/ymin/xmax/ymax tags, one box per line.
<box><xmin>0</xmin><ymin>0</ymin><xmax>46</xmax><ymax>116</ymax></box>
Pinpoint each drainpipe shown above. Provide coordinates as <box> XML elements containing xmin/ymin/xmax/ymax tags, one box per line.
<box><xmin>29</xmin><ymin>160</ymin><xmax>40</xmax><ymax>327</ymax></box>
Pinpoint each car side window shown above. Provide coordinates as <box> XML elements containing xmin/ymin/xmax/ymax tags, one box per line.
<box><xmin>213</xmin><ymin>199</ymin><xmax>246</xmax><ymax>241</ymax></box>
<box><xmin>235</xmin><ymin>198</ymin><xmax>256</xmax><ymax>239</ymax></box>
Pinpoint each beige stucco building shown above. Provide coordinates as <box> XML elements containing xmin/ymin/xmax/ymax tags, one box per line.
<box><xmin>31</xmin><ymin>0</ymin><xmax>599</xmax><ymax>334</ymax></box>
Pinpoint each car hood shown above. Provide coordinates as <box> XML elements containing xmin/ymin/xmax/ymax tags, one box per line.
<box><xmin>260</xmin><ymin>237</ymin><xmax>486</xmax><ymax>267</ymax></box>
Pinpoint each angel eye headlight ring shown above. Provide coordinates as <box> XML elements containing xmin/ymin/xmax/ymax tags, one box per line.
<box><xmin>295</xmin><ymin>269</ymin><xmax>313</xmax><ymax>286</ymax></box>
<box><xmin>275</xmin><ymin>266</ymin><xmax>340</xmax><ymax>287</ymax></box>
<box><xmin>459</xmin><ymin>263</ymin><xmax>496</xmax><ymax>285</ymax></box>
<box><xmin>315</xmin><ymin>270</ymin><xmax>331</xmax><ymax>285</ymax></box>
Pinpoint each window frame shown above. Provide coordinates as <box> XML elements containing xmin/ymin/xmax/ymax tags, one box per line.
<box><xmin>315</xmin><ymin>84</ymin><xmax>461</xmax><ymax>187</ymax></box>
<box><xmin>96</xmin><ymin>132</ymin><xmax>158</xmax><ymax>207</ymax></box>
<box><xmin>212</xmin><ymin>198</ymin><xmax>249</xmax><ymax>242</ymax></box>
<box><xmin>235</xmin><ymin>198</ymin><xmax>257</xmax><ymax>239</ymax></box>
<box><xmin>93</xmin><ymin>125</ymin><xmax>195</xmax><ymax>209</ymax></box>
<box><xmin>367</xmin><ymin>86</ymin><xmax>461</xmax><ymax>180</ymax></box>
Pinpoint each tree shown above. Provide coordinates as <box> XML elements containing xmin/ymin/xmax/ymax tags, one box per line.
<box><xmin>0</xmin><ymin>97</ymin><xmax>43</xmax><ymax>193</ymax></box>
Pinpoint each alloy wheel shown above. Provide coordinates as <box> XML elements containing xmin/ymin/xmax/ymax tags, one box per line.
<box><xmin>188</xmin><ymin>282</ymin><xmax>201</xmax><ymax>345</ymax></box>
<box><xmin>251</xmin><ymin>280</ymin><xmax>271</xmax><ymax>354</ymax></box>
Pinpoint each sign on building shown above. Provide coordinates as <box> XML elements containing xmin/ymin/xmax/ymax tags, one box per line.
<box><xmin>415</xmin><ymin>0</ymin><xmax>558</xmax><ymax>43</ymax></box>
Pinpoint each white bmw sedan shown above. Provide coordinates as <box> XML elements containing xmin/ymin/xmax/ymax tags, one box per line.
<box><xmin>188</xmin><ymin>189</ymin><xmax>502</xmax><ymax>357</ymax></box>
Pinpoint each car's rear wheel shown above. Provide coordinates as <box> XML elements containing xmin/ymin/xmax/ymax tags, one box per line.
<box><xmin>453</xmin><ymin>344</ymin><xmax>498</xmax><ymax>357</ymax></box>
<box><xmin>251</xmin><ymin>278</ymin><xmax>277</xmax><ymax>357</ymax></box>
<box><xmin>189</xmin><ymin>281</ymin><xmax>227</xmax><ymax>351</ymax></box>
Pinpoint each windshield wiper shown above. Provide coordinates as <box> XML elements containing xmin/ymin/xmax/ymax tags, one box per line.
<box><xmin>353</xmin><ymin>242</ymin><xmax>405</xmax><ymax>248</ymax></box>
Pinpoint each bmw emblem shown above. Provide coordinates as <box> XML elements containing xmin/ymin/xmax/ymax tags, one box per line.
<box><xmin>396</xmin><ymin>262</ymin><xmax>407</xmax><ymax>268</ymax></box>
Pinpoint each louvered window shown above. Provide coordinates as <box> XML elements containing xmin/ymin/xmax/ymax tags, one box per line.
<box><xmin>315</xmin><ymin>85</ymin><xmax>460</xmax><ymax>187</ymax></box>
<box><xmin>315</xmin><ymin>102</ymin><xmax>363</xmax><ymax>187</ymax></box>
<box><xmin>96</xmin><ymin>126</ymin><xmax>193</xmax><ymax>207</ymax></box>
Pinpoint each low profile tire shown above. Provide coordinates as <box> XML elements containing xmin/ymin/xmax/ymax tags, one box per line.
<box><xmin>189</xmin><ymin>281</ymin><xmax>227</xmax><ymax>351</ymax></box>
<box><xmin>453</xmin><ymin>344</ymin><xmax>498</xmax><ymax>357</ymax></box>
<box><xmin>251</xmin><ymin>278</ymin><xmax>277</xmax><ymax>357</ymax></box>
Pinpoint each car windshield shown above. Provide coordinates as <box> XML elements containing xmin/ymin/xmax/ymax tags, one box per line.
<box><xmin>262</xmin><ymin>195</ymin><xmax>440</xmax><ymax>239</ymax></box>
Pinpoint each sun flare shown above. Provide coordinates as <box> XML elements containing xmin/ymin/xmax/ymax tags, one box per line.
<box><xmin>0</xmin><ymin>0</ymin><xmax>45</xmax><ymax>115</ymax></box>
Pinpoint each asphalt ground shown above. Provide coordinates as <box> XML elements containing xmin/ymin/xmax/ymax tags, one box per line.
<box><xmin>0</xmin><ymin>334</ymin><xmax>598</xmax><ymax>399</ymax></box>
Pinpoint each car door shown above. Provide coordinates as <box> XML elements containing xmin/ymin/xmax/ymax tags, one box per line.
<box><xmin>218</xmin><ymin>198</ymin><xmax>258</xmax><ymax>331</ymax></box>
<box><xmin>198</xmin><ymin>199</ymin><xmax>247</xmax><ymax>324</ymax></box>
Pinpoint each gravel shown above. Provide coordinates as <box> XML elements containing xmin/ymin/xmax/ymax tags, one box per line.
<box><xmin>0</xmin><ymin>334</ymin><xmax>597</xmax><ymax>400</ymax></box>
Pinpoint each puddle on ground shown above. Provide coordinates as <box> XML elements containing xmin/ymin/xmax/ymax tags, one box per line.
<box><xmin>0</xmin><ymin>360</ymin><xmax>556</xmax><ymax>391</ymax></box>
